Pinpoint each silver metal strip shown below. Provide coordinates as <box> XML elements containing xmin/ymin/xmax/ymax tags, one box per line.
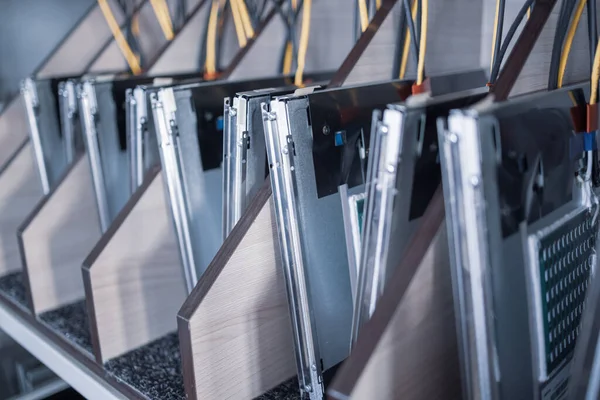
<box><xmin>125</xmin><ymin>89</ymin><xmax>138</xmax><ymax>193</ymax></box>
<box><xmin>350</xmin><ymin>108</ymin><xmax>404</xmax><ymax>345</ymax></box>
<box><xmin>59</xmin><ymin>80</ymin><xmax>78</xmax><ymax>164</ymax></box>
<box><xmin>232</xmin><ymin>95</ymin><xmax>249</xmax><ymax>231</ymax></box>
<box><xmin>222</xmin><ymin>97</ymin><xmax>236</xmax><ymax>240</ymax></box>
<box><xmin>339</xmin><ymin>184</ymin><xmax>359</xmax><ymax>302</ymax></box>
<box><xmin>22</xmin><ymin>78</ymin><xmax>50</xmax><ymax>194</ymax></box>
<box><xmin>133</xmin><ymin>87</ymin><xmax>148</xmax><ymax>190</ymax></box>
<box><xmin>440</xmin><ymin>110</ymin><xmax>499</xmax><ymax>400</ymax></box>
<box><xmin>153</xmin><ymin>88</ymin><xmax>197</xmax><ymax>294</ymax></box>
<box><xmin>262</xmin><ymin>101</ymin><xmax>324</xmax><ymax>400</ymax></box>
<box><xmin>80</xmin><ymin>81</ymin><xmax>111</xmax><ymax>233</ymax></box>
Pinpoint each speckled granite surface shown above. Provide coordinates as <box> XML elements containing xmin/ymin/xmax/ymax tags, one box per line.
<box><xmin>39</xmin><ymin>300</ymin><xmax>93</xmax><ymax>356</ymax></box>
<box><xmin>255</xmin><ymin>378</ymin><xmax>300</xmax><ymax>399</ymax></box>
<box><xmin>105</xmin><ymin>333</ymin><xmax>186</xmax><ymax>400</ymax></box>
<box><xmin>104</xmin><ymin>332</ymin><xmax>302</xmax><ymax>400</ymax></box>
<box><xmin>0</xmin><ymin>271</ymin><xmax>29</xmax><ymax>309</ymax></box>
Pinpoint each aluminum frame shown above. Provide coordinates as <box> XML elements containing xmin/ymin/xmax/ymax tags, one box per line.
<box><xmin>351</xmin><ymin>87</ymin><xmax>487</xmax><ymax>345</ymax></box>
<box><xmin>222</xmin><ymin>80</ymin><xmax>332</xmax><ymax>238</ymax></box>
<box><xmin>263</xmin><ymin>80</ymin><xmax>416</xmax><ymax>399</ymax></box>
<box><xmin>22</xmin><ymin>77</ymin><xmax>78</xmax><ymax>194</ymax></box>
<box><xmin>153</xmin><ymin>76</ymin><xmax>302</xmax><ymax>294</ymax></box>
<box><xmin>439</xmin><ymin>85</ymin><xmax>596</xmax><ymax>400</ymax></box>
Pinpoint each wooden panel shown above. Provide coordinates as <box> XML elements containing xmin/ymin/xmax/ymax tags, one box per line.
<box><xmin>0</xmin><ymin>143</ymin><xmax>43</xmax><ymax>276</ymax></box>
<box><xmin>478</xmin><ymin>0</ymin><xmax>597</xmax><ymax>96</ymax></box>
<box><xmin>148</xmin><ymin>0</ymin><xmax>209</xmax><ymax>75</ymax></box>
<box><xmin>36</xmin><ymin>1</ymin><xmax>125</xmax><ymax>78</ymax></box>
<box><xmin>84</xmin><ymin>172</ymin><xmax>185</xmax><ymax>363</ymax></box>
<box><xmin>228</xmin><ymin>0</ymin><xmax>353</xmax><ymax>80</ymax></box>
<box><xmin>348</xmin><ymin>227</ymin><xmax>461</xmax><ymax>400</ymax></box>
<box><xmin>87</xmin><ymin>35</ymin><xmax>129</xmax><ymax>73</ymax></box>
<box><xmin>0</xmin><ymin>99</ymin><xmax>28</xmax><ymax>171</ymax></box>
<box><xmin>179</xmin><ymin>184</ymin><xmax>296</xmax><ymax>400</ymax></box>
<box><xmin>20</xmin><ymin>156</ymin><xmax>101</xmax><ymax>315</ymax></box>
<box><xmin>344</xmin><ymin>0</ymin><xmax>483</xmax><ymax>86</ymax></box>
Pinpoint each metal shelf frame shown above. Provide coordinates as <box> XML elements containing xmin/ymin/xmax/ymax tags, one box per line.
<box><xmin>0</xmin><ymin>299</ymin><xmax>125</xmax><ymax>400</ymax></box>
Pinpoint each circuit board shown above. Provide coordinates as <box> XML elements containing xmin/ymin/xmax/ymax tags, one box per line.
<box><xmin>536</xmin><ymin>208</ymin><xmax>598</xmax><ymax>375</ymax></box>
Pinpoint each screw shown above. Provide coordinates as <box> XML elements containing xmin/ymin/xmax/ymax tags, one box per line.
<box><xmin>380</xmin><ymin>125</ymin><xmax>389</xmax><ymax>134</ymax></box>
<box><xmin>230</xmin><ymin>108</ymin><xmax>237</xmax><ymax>116</ymax></box>
<box><xmin>282</xmin><ymin>145</ymin><xmax>289</xmax><ymax>154</ymax></box>
<box><xmin>448</xmin><ymin>133</ymin><xmax>458</xmax><ymax>143</ymax></box>
<box><xmin>311</xmin><ymin>364</ymin><xmax>317</xmax><ymax>371</ymax></box>
<box><xmin>322</xmin><ymin>125</ymin><xmax>330</xmax><ymax>135</ymax></box>
<box><xmin>304</xmin><ymin>384</ymin><xmax>312</xmax><ymax>392</ymax></box>
<box><xmin>267</xmin><ymin>112</ymin><xmax>276</xmax><ymax>121</ymax></box>
<box><xmin>386</xmin><ymin>164</ymin><xmax>396</xmax><ymax>173</ymax></box>
<box><xmin>470</xmin><ymin>175</ymin><xmax>480</xmax><ymax>187</ymax></box>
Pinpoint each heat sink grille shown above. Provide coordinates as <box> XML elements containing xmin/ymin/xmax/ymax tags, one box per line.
<box><xmin>538</xmin><ymin>210</ymin><xmax>598</xmax><ymax>375</ymax></box>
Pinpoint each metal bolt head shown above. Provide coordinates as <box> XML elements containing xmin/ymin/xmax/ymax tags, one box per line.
<box><xmin>448</xmin><ymin>133</ymin><xmax>458</xmax><ymax>143</ymax></box>
<box><xmin>311</xmin><ymin>364</ymin><xmax>317</xmax><ymax>371</ymax></box>
<box><xmin>267</xmin><ymin>112</ymin><xmax>276</xmax><ymax>121</ymax></box>
<box><xmin>322</xmin><ymin>125</ymin><xmax>330</xmax><ymax>135</ymax></box>
<box><xmin>304</xmin><ymin>384</ymin><xmax>312</xmax><ymax>392</ymax></box>
<box><xmin>386</xmin><ymin>163</ymin><xmax>396</xmax><ymax>173</ymax></box>
<box><xmin>470</xmin><ymin>175</ymin><xmax>480</xmax><ymax>187</ymax></box>
<box><xmin>282</xmin><ymin>145</ymin><xmax>289</xmax><ymax>154</ymax></box>
<box><xmin>230</xmin><ymin>108</ymin><xmax>237</xmax><ymax>116</ymax></box>
<box><xmin>380</xmin><ymin>125</ymin><xmax>389</xmax><ymax>134</ymax></box>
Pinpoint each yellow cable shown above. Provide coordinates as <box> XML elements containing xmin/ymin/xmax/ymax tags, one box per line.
<box><xmin>591</xmin><ymin>38</ymin><xmax>600</xmax><ymax>104</ymax></box>
<box><xmin>150</xmin><ymin>0</ymin><xmax>175</xmax><ymax>40</ymax></box>
<box><xmin>417</xmin><ymin>0</ymin><xmax>428</xmax><ymax>85</ymax></box>
<box><xmin>376</xmin><ymin>0</ymin><xmax>382</xmax><ymax>9</ymax></box>
<box><xmin>283</xmin><ymin>41</ymin><xmax>293</xmax><ymax>74</ymax></box>
<box><xmin>237</xmin><ymin>0</ymin><xmax>255</xmax><ymax>38</ymax></box>
<box><xmin>490</xmin><ymin>0</ymin><xmax>501</xmax><ymax>73</ymax></box>
<box><xmin>284</xmin><ymin>0</ymin><xmax>298</xmax><ymax>74</ymax></box>
<box><xmin>159</xmin><ymin>0</ymin><xmax>175</xmax><ymax>37</ymax></box>
<box><xmin>230</xmin><ymin>0</ymin><xmax>248</xmax><ymax>47</ymax></box>
<box><xmin>399</xmin><ymin>0</ymin><xmax>418</xmax><ymax>79</ymax></box>
<box><xmin>295</xmin><ymin>0</ymin><xmax>312</xmax><ymax>86</ymax></box>
<box><xmin>132</xmin><ymin>15</ymin><xmax>140</xmax><ymax>35</ymax></box>
<box><xmin>527</xmin><ymin>6</ymin><xmax>531</xmax><ymax>19</ymax></box>
<box><xmin>205</xmin><ymin>0</ymin><xmax>220</xmax><ymax>76</ymax></box>
<box><xmin>359</xmin><ymin>0</ymin><xmax>369</xmax><ymax>32</ymax></box>
<box><xmin>558</xmin><ymin>0</ymin><xmax>586</xmax><ymax>88</ymax></box>
<box><xmin>97</xmin><ymin>0</ymin><xmax>142</xmax><ymax>75</ymax></box>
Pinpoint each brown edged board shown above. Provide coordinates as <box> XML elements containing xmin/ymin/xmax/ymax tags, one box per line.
<box><xmin>327</xmin><ymin>188</ymin><xmax>452</xmax><ymax>400</ymax></box>
<box><xmin>82</xmin><ymin>168</ymin><xmax>185</xmax><ymax>363</ymax></box>
<box><xmin>78</xmin><ymin>5</ymin><xmax>299</xmax><ymax>366</ymax></box>
<box><xmin>18</xmin><ymin>154</ymin><xmax>101</xmax><ymax>315</ymax></box>
<box><xmin>0</xmin><ymin>0</ymin><xmax>124</xmax><ymax>168</ymax></box>
<box><xmin>0</xmin><ymin>142</ymin><xmax>43</xmax><ymax>278</ymax></box>
<box><xmin>178</xmin><ymin>180</ymin><xmax>296</xmax><ymax>400</ymax></box>
<box><xmin>226</xmin><ymin>0</ymin><xmax>354</xmax><ymax>81</ymax></box>
<box><xmin>0</xmin><ymin>0</ymin><xmax>151</xmax><ymax>171</ymax></box>
<box><xmin>328</xmin><ymin>2</ymin><xmax>560</xmax><ymax>398</ymax></box>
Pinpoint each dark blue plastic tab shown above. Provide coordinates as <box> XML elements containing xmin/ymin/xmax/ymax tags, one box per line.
<box><xmin>584</xmin><ymin>132</ymin><xmax>595</xmax><ymax>151</ymax></box>
<box><xmin>334</xmin><ymin>131</ymin><xmax>346</xmax><ymax>147</ymax></box>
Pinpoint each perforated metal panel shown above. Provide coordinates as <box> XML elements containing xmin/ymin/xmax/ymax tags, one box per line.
<box><xmin>531</xmin><ymin>207</ymin><xmax>598</xmax><ymax>376</ymax></box>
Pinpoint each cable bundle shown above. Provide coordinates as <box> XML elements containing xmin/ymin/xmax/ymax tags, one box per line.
<box><xmin>392</xmin><ymin>0</ymin><xmax>427</xmax><ymax>91</ymax></box>
<box><xmin>98</xmin><ymin>0</ymin><xmax>177</xmax><ymax>75</ymax></box>
<box><xmin>200</xmin><ymin>0</ymin><xmax>268</xmax><ymax>79</ymax></box>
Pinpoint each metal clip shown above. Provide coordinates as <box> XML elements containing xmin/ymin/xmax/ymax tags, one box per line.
<box><xmin>22</xmin><ymin>78</ymin><xmax>39</xmax><ymax>109</ymax></box>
